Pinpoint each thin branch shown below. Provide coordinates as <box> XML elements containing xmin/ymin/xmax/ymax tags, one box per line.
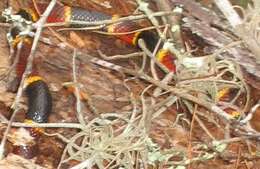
<box><xmin>43</xmin><ymin>10</ymin><xmax>176</xmax><ymax>27</ymax></box>
<box><xmin>0</xmin><ymin>121</ymin><xmax>83</xmax><ymax>129</ymax></box>
<box><xmin>72</xmin><ymin>49</ymin><xmax>86</xmax><ymax>125</ymax></box>
<box><xmin>0</xmin><ymin>0</ymin><xmax>57</xmax><ymax>160</ymax></box>
<box><xmin>81</xmin><ymin>52</ymin><xmax>234</xmax><ymax>121</ymax></box>
<box><xmin>214</xmin><ymin>0</ymin><xmax>242</xmax><ymax>28</ymax></box>
<box><xmin>98</xmin><ymin>50</ymin><xmax>143</xmax><ymax>60</ymax></box>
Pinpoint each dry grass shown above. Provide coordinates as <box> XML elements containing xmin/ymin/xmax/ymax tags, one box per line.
<box><xmin>0</xmin><ymin>0</ymin><xmax>259</xmax><ymax>169</ymax></box>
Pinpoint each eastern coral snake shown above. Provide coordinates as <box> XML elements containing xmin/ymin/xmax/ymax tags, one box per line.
<box><xmin>4</xmin><ymin>2</ymin><xmax>177</xmax><ymax>159</ymax></box>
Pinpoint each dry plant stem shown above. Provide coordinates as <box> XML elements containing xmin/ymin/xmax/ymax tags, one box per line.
<box><xmin>137</xmin><ymin>0</ymin><xmax>186</xmax><ymax>61</ymax></box>
<box><xmin>0</xmin><ymin>108</ymin><xmax>19</xmax><ymax>160</ymax></box>
<box><xmin>229</xmin><ymin>64</ymin><xmax>250</xmax><ymax>114</ymax></box>
<box><xmin>151</xmin><ymin>95</ymin><xmax>177</xmax><ymax>119</ymax></box>
<box><xmin>70</xmin><ymin>155</ymin><xmax>96</xmax><ymax>169</ymax></box>
<box><xmin>238</xmin><ymin>30</ymin><xmax>260</xmax><ymax>64</ymax></box>
<box><xmin>56</xmin><ymin>112</ymin><xmax>137</xmax><ymax>168</ymax></box>
<box><xmin>253</xmin><ymin>0</ymin><xmax>260</xmax><ymax>9</ymax></box>
<box><xmin>218</xmin><ymin>101</ymin><xmax>243</xmax><ymax>113</ymax></box>
<box><xmin>225</xmin><ymin>120</ymin><xmax>231</xmax><ymax>140</ymax></box>
<box><xmin>153</xmin><ymin>72</ymin><xmax>174</xmax><ymax>97</ymax></box>
<box><xmin>140</xmin><ymin>53</ymin><xmax>147</xmax><ymax>72</ymax></box>
<box><xmin>138</xmin><ymin>39</ymin><xmax>169</xmax><ymax>73</ymax></box>
<box><xmin>150</xmin><ymin>26</ymin><xmax>165</xmax><ymax>81</ymax></box>
<box><xmin>0</xmin><ymin>41</ymin><xmax>17</xmax><ymax>80</ymax></box>
<box><xmin>12</xmin><ymin>0</ymin><xmax>57</xmax><ymax>110</ymax></box>
<box><xmin>214</xmin><ymin>0</ymin><xmax>242</xmax><ymax>27</ymax></box>
<box><xmin>136</xmin><ymin>0</ymin><xmax>164</xmax><ymax>38</ymax></box>
<box><xmin>98</xmin><ymin>50</ymin><xmax>144</xmax><ymax>60</ymax></box>
<box><xmin>7</xmin><ymin>41</ymin><xmax>14</xmax><ymax>60</ymax></box>
<box><xmin>194</xmin><ymin>115</ymin><xmax>216</xmax><ymax>140</ymax></box>
<box><xmin>44</xmin><ymin>132</ymin><xmax>71</xmax><ymax>143</ymax></box>
<box><xmin>214</xmin><ymin>0</ymin><xmax>260</xmax><ymax>63</ymax></box>
<box><xmin>240</xmin><ymin>75</ymin><xmax>250</xmax><ymax>114</ymax></box>
<box><xmin>57</xmin><ymin>144</ymin><xmax>69</xmax><ymax>169</ymax></box>
<box><xmin>5</xmin><ymin>41</ymin><xmax>23</xmax><ymax>81</ymax></box>
<box><xmin>0</xmin><ymin>114</ymin><xmax>8</xmax><ymax>123</ymax></box>
<box><xmin>217</xmin><ymin>136</ymin><xmax>253</xmax><ymax>144</ymax></box>
<box><xmin>172</xmin><ymin>113</ymin><xmax>184</xmax><ymax>127</ymax></box>
<box><xmin>188</xmin><ymin>104</ymin><xmax>197</xmax><ymax>169</ymax></box>
<box><xmin>0</xmin><ymin>0</ymin><xmax>57</xmax><ymax>160</ymax></box>
<box><xmin>245</xmin><ymin>140</ymin><xmax>253</xmax><ymax>155</ymax></box>
<box><xmin>153</xmin><ymin>0</ymin><xmax>184</xmax><ymax>49</ymax></box>
<box><xmin>245</xmin><ymin>160</ymin><xmax>250</xmax><ymax>169</ymax></box>
<box><xmin>0</xmin><ymin>122</ymin><xmax>83</xmax><ymax>129</ymax></box>
<box><xmin>32</xmin><ymin>0</ymin><xmax>77</xmax><ymax>50</ymax></box>
<box><xmin>57</xmin><ymin>25</ymin><xmax>105</xmax><ymax>31</ymax></box>
<box><xmin>151</xmin><ymin>25</ymin><xmax>170</xmax><ymax>88</ymax></box>
<box><xmin>44</xmin><ymin>11</ymin><xmax>176</xmax><ymax>27</ymax></box>
<box><xmin>48</xmin><ymin>28</ymin><xmax>76</xmax><ymax>49</ymax></box>
<box><xmin>240</xmin><ymin>102</ymin><xmax>260</xmax><ymax>124</ymax></box>
<box><xmin>92</xmin><ymin>0</ymin><xmax>112</xmax><ymax>8</ymax></box>
<box><xmin>82</xmin><ymin>53</ymin><xmax>233</xmax><ymax>121</ymax></box>
<box><xmin>153</xmin><ymin>0</ymin><xmax>174</xmax><ymax>28</ymax></box>
<box><xmin>179</xmin><ymin>78</ymin><xmax>240</xmax><ymax>87</ymax></box>
<box><xmin>122</xmin><ymin>89</ymin><xmax>139</xmax><ymax>134</ymax></box>
<box><xmin>62</xmin><ymin>132</ymin><xmax>90</xmax><ymax>162</ymax></box>
<box><xmin>234</xmin><ymin>146</ymin><xmax>241</xmax><ymax>169</ymax></box>
<box><xmin>72</xmin><ymin>49</ymin><xmax>86</xmax><ymax>125</ymax></box>
<box><xmin>27</xmin><ymin>31</ymin><xmax>67</xmax><ymax>49</ymax></box>
<box><xmin>137</xmin><ymin>73</ymin><xmax>233</xmax><ymax>121</ymax></box>
<box><xmin>94</xmin><ymin>25</ymin><xmax>168</xmax><ymax>36</ymax></box>
<box><xmin>0</xmin><ymin>23</ymin><xmax>10</xmax><ymax>27</ymax></box>
<box><xmin>140</xmin><ymin>85</ymin><xmax>153</xmax><ymax>133</ymax></box>
<box><xmin>179</xmin><ymin>58</ymin><xmax>249</xmax><ymax>116</ymax></box>
<box><xmin>170</xmin><ymin>0</ymin><xmax>221</xmax><ymax>25</ymax></box>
